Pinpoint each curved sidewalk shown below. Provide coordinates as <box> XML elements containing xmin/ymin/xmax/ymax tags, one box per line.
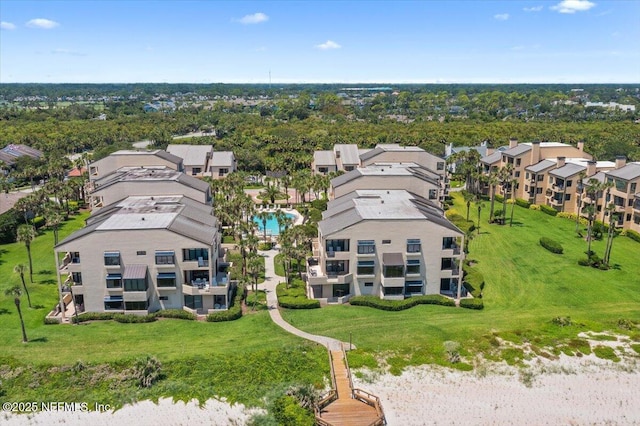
<box><xmin>257</xmin><ymin>249</ymin><xmax>350</xmax><ymax>351</ymax></box>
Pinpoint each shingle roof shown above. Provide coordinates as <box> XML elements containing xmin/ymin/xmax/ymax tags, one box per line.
<box><xmin>503</xmin><ymin>144</ymin><xmax>532</xmax><ymax>157</ymax></box>
<box><xmin>330</xmin><ymin>163</ymin><xmax>440</xmax><ymax>188</ymax></box>
<box><xmin>210</xmin><ymin>151</ymin><xmax>235</xmax><ymax>167</ymax></box>
<box><xmin>550</xmin><ymin>163</ymin><xmax>586</xmax><ymax>179</ymax></box>
<box><xmin>480</xmin><ymin>151</ymin><xmax>503</xmax><ymax>165</ymax></box>
<box><xmin>313</xmin><ymin>150</ymin><xmax>336</xmax><ymax>167</ymax></box>
<box><xmin>526</xmin><ymin>159</ymin><xmax>557</xmax><ymax>173</ymax></box>
<box><xmin>606</xmin><ymin>163</ymin><xmax>640</xmax><ymax>181</ymax></box>
<box><xmin>335</xmin><ymin>144</ymin><xmax>360</xmax><ymax>165</ymax></box>
<box><xmin>166</xmin><ymin>144</ymin><xmax>212</xmax><ymax>166</ymax></box>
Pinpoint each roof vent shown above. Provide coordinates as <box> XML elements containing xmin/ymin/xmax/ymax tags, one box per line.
<box><xmin>141</xmin><ymin>217</ymin><xmax>145</xmax><ymax>221</ymax></box>
<box><xmin>381</xmin><ymin>200</ymin><xmax>384</xmax><ymax>204</ymax></box>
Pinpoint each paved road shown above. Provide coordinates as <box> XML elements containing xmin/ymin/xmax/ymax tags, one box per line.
<box><xmin>257</xmin><ymin>248</ymin><xmax>351</xmax><ymax>351</ymax></box>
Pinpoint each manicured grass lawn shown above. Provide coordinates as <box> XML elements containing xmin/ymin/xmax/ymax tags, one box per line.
<box><xmin>281</xmin><ymin>193</ymin><xmax>640</xmax><ymax>369</ymax></box>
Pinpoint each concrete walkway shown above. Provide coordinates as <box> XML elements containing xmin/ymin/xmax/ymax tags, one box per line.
<box><xmin>257</xmin><ymin>248</ymin><xmax>350</xmax><ymax>351</ymax></box>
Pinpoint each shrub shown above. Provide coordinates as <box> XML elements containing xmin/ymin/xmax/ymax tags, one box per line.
<box><xmin>627</xmin><ymin>229</ymin><xmax>640</xmax><ymax>243</ymax></box>
<box><xmin>463</xmin><ymin>267</ymin><xmax>485</xmax><ymax>298</ymax></box>
<box><xmin>515</xmin><ymin>198</ymin><xmax>531</xmax><ymax>208</ymax></box>
<box><xmin>258</xmin><ymin>242</ymin><xmax>273</xmax><ymax>251</ymax></box>
<box><xmin>310</xmin><ymin>198</ymin><xmax>328</xmax><ymax>211</ymax></box>
<box><xmin>0</xmin><ymin>208</ymin><xmax>21</xmax><ymax>244</ymax></box>
<box><xmin>539</xmin><ymin>237</ymin><xmax>563</xmax><ymax>254</ymax></box>
<box><xmin>43</xmin><ymin>317</ymin><xmax>60</xmax><ymax>325</ymax></box>
<box><xmin>578</xmin><ymin>258</ymin><xmax>591</xmax><ymax>267</ymax></box>
<box><xmin>444</xmin><ymin>341</ymin><xmax>461</xmax><ymax>363</ymax></box>
<box><xmin>539</xmin><ymin>204</ymin><xmax>558</xmax><ymax>216</ymax></box>
<box><xmin>278</xmin><ymin>296</ymin><xmax>320</xmax><ymax>309</ymax></box>
<box><xmin>133</xmin><ymin>355</ymin><xmax>163</xmax><ymax>388</ymax></box>
<box><xmin>72</xmin><ymin>312</ymin><xmax>117</xmax><ymax>323</ymax></box>
<box><xmin>529</xmin><ymin>204</ymin><xmax>541</xmax><ymax>210</ymax></box>
<box><xmin>207</xmin><ymin>288</ymin><xmax>242</xmax><ymax>322</ymax></box>
<box><xmin>113</xmin><ymin>314</ymin><xmax>156</xmax><ymax>323</ymax></box>
<box><xmin>459</xmin><ymin>298</ymin><xmax>484</xmax><ymax>310</ymax></box>
<box><xmin>349</xmin><ymin>295</ymin><xmax>455</xmax><ymax>311</ymax></box>
<box><xmin>32</xmin><ymin>216</ymin><xmax>46</xmax><ymax>229</ymax></box>
<box><xmin>446</xmin><ymin>213</ymin><xmax>475</xmax><ymax>234</ymax></box>
<box><xmin>552</xmin><ymin>316</ymin><xmax>572</xmax><ymax>327</ymax></box>
<box><xmin>153</xmin><ymin>309</ymin><xmax>196</xmax><ymax>320</ymax></box>
<box><xmin>494</xmin><ymin>194</ymin><xmax>504</xmax><ymax>202</ymax></box>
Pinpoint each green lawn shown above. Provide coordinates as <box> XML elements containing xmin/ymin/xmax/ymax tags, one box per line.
<box><xmin>281</xmin><ymin>193</ymin><xmax>640</xmax><ymax>370</ymax></box>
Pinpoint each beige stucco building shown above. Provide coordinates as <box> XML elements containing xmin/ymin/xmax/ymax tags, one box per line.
<box><xmin>307</xmin><ymin>190</ymin><xmax>464</xmax><ymax>303</ymax></box>
<box><xmin>88</xmin><ymin>150</ymin><xmax>184</xmax><ymax>182</ymax></box>
<box><xmin>55</xmin><ymin>195</ymin><xmax>231</xmax><ymax>316</ymax></box>
<box><xmin>166</xmin><ymin>144</ymin><xmax>236</xmax><ymax>178</ymax></box>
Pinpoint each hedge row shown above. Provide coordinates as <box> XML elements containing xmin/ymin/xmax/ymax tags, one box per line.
<box><xmin>539</xmin><ymin>204</ymin><xmax>558</xmax><ymax>216</ymax></box>
<box><xmin>154</xmin><ymin>309</ymin><xmax>196</xmax><ymax>320</ymax></box>
<box><xmin>515</xmin><ymin>198</ymin><xmax>531</xmax><ymax>208</ymax></box>
<box><xmin>278</xmin><ymin>296</ymin><xmax>320</xmax><ymax>309</ymax></box>
<box><xmin>70</xmin><ymin>309</ymin><xmax>198</xmax><ymax>323</ymax></box>
<box><xmin>540</xmin><ymin>237</ymin><xmax>563</xmax><ymax>254</ymax></box>
<box><xmin>207</xmin><ymin>292</ymin><xmax>242</xmax><ymax>322</ymax></box>
<box><xmin>459</xmin><ymin>298</ymin><xmax>484</xmax><ymax>310</ymax></box>
<box><xmin>349</xmin><ymin>295</ymin><xmax>455</xmax><ymax>311</ymax></box>
<box><xmin>557</xmin><ymin>212</ymin><xmax>589</xmax><ymax>226</ymax></box>
<box><xmin>494</xmin><ymin>194</ymin><xmax>504</xmax><ymax>203</ymax></box>
<box><xmin>446</xmin><ymin>213</ymin><xmax>475</xmax><ymax>234</ymax></box>
<box><xmin>626</xmin><ymin>229</ymin><xmax>640</xmax><ymax>243</ymax></box>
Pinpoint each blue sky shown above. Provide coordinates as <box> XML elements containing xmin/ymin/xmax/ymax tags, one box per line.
<box><xmin>1</xmin><ymin>0</ymin><xmax>638</xmax><ymax>83</ymax></box>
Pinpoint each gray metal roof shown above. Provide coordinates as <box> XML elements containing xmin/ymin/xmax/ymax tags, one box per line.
<box><xmin>335</xmin><ymin>144</ymin><xmax>360</xmax><ymax>165</ymax></box>
<box><xmin>313</xmin><ymin>150</ymin><xmax>336</xmax><ymax>167</ymax></box>
<box><xmin>330</xmin><ymin>163</ymin><xmax>440</xmax><ymax>188</ymax></box>
<box><xmin>526</xmin><ymin>159</ymin><xmax>557</xmax><ymax>173</ymax></box>
<box><xmin>503</xmin><ymin>144</ymin><xmax>532</xmax><ymax>157</ymax></box>
<box><xmin>382</xmin><ymin>252</ymin><xmax>404</xmax><ymax>266</ymax></box>
<box><xmin>606</xmin><ymin>163</ymin><xmax>640</xmax><ymax>181</ymax></box>
<box><xmin>550</xmin><ymin>163</ymin><xmax>586</xmax><ymax>179</ymax></box>
<box><xmin>166</xmin><ymin>144</ymin><xmax>212</xmax><ymax>166</ymax></box>
<box><xmin>176</xmin><ymin>173</ymin><xmax>211</xmax><ymax>192</ymax></box>
<box><xmin>92</xmin><ymin>166</ymin><xmax>210</xmax><ymax>193</ymax></box>
<box><xmin>480</xmin><ymin>151</ymin><xmax>502</xmax><ymax>164</ymax></box>
<box><xmin>210</xmin><ymin>151</ymin><xmax>235</xmax><ymax>167</ymax></box>
<box><xmin>168</xmin><ymin>215</ymin><xmax>217</xmax><ymax>245</ymax></box>
<box><xmin>124</xmin><ymin>264</ymin><xmax>148</xmax><ymax>280</ymax></box>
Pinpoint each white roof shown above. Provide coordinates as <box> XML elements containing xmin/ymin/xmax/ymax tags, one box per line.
<box><xmin>210</xmin><ymin>151</ymin><xmax>235</xmax><ymax>167</ymax></box>
<box><xmin>166</xmin><ymin>145</ymin><xmax>212</xmax><ymax>166</ymax></box>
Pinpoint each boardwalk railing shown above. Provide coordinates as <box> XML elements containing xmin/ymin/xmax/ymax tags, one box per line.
<box><xmin>353</xmin><ymin>388</ymin><xmax>386</xmax><ymax>426</ymax></box>
<box><xmin>314</xmin><ymin>349</ymin><xmax>338</xmax><ymax>422</ymax></box>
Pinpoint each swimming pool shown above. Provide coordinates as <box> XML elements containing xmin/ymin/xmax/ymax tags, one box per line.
<box><xmin>252</xmin><ymin>212</ymin><xmax>296</xmax><ymax>235</ymax></box>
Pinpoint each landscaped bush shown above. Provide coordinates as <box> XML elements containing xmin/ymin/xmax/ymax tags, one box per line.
<box><xmin>557</xmin><ymin>212</ymin><xmax>588</xmax><ymax>225</ymax></box>
<box><xmin>259</xmin><ymin>242</ymin><xmax>273</xmax><ymax>251</ymax></box>
<box><xmin>277</xmin><ymin>279</ymin><xmax>320</xmax><ymax>309</ymax></box>
<box><xmin>539</xmin><ymin>204</ymin><xmax>558</xmax><ymax>216</ymax></box>
<box><xmin>515</xmin><ymin>198</ymin><xmax>531</xmax><ymax>208</ymax></box>
<box><xmin>0</xmin><ymin>208</ymin><xmax>21</xmax><ymax>244</ymax></box>
<box><xmin>43</xmin><ymin>317</ymin><xmax>61</xmax><ymax>325</ymax></box>
<box><xmin>529</xmin><ymin>204</ymin><xmax>541</xmax><ymax>210</ymax></box>
<box><xmin>446</xmin><ymin>213</ymin><xmax>475</xmax><ymax>233</ymax></box>
<box><xmin>463</xmin><ymin>267</ymin><xmax>485</xmax><ymax>298</ymax></box>
<box><xmin>310</xmin><ymin>198</ymin><xmax>328</xmax><ymax>211</ymax></box>
<box><xmin>626</xmin><ymin>229</ymin><xmax>640</xmax><ymax>243</ymax></box>
<box><xmin>113</xmin><ymin>314</ymin><xmax>157</xmax><ymax>323</ymax></box>
<box><xmin>494</xmin><ymin>194</ymin><xmax>504</xmax><ymax>202</ymax></box>
<box><xmin>153</xmin><ymin>309</ymin><xmax>196</xmax><ymax>320</ymax></box>
<box><xmin>72</xmin><ymin>312</ymin><xmax>117</xmax><ymax>323</ymax></box>
<box><xmin>552</xmin><ymin>316</ymin><xmax>573</xmax><ymax>327</ymax></box>
<box><xmin>539</xmin><ymin>237</ymin><xmax>563</xmax><ymax>254</ymax></box>
<box><xmin>349</xmin><ymin>295</ymin><xmax>455</xmax><ymax>311</ymax></box>
<box><xmin>207</xmin><ymin>287</ymin><xmax>242</xmax><ymax>322</ymax></box>
<box><xmin>459</xmin><ymin>298</ymin><xmax>484</xmax><ymax>310</ymax></box>
<box><xmin>32</xmin><ymin>216</ymin><xmax>46</xmax><ymax>229</ymax></box>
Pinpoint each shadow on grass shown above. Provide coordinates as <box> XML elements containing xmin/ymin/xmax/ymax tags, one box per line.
<box><xmin>38</xmin><ymin>269</ymin><xmax>53</xmax><ymax>275</ymax></box>
<box><xmin>0</xmin><ymin>308</ymin><xmax>10</xmax><ymax>315</ymax></box>
<box><xmin>0</xmin><ymin>248</ymin><xmax>7</xmax><ymax>265</ymax></box>
<box><xmin>39</xmin><ymin>279</ymin><xmax>56</xmax><ymax>285</ymax></box>
<box><xmin>29</xmin><ymin>337</ymin><xmax>48</xmax><ymax>343</ymax></box>
<box><xmin>32</xmin><ymin>304</ymin><xmax>46</xmax><ymax>310</ymax></box>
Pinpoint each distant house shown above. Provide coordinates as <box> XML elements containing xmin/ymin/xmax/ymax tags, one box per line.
<box><xmin>0</xmin><ymin>144</ymin><xmax>43</xmax><ymax>167</ymax></box>
<box><xmin>165</xmin><ymin>145</ymin><xmax>236</xmax><ymax>179</ymax></box>
<box><xmin>209</xmin><ymin>151</ymin><xmax>237</xmax><ymax>179</ymax></box>
<box><xmin>88</xmin><ymin>150</ymin><xmax>184</xmax><ymax>183</ymax></box>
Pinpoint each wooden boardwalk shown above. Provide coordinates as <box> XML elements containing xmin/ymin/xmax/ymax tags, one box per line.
<box><xmin>316</xmin><ymin>350</ymin><xmax>385</xmax><ymax>426</ymax></box>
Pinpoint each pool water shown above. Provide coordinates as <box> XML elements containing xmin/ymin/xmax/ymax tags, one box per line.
<box><xmin>252</xmin><ymin>212</ymin><xmax>295</xmax><ymax>235</ymax></box>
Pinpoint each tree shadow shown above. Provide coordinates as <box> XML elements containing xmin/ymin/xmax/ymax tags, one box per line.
<box><xmin>39</xmin><ymin>279</ymin><xmax>56</xmax><ymax>285</ymax></box>
<box><xmin>29</xmin><ymin>337</ymin><xmax>48</xmax><ymax>343</ymax></box>
<box><xmin>0</xmin><ymin>308</ymin><xmax>10</xmax><ymax>315</ymax></box>
<box><xmin>38</xmin><ymin>269</ymin><xmax>53</xmax><ymax>275</ymax></box>
<box><xmin>32</xmin><ymin>304</ymin><xmax>46</xmax><ymax>310</ymax></box>
<box><xmin>0</xmin><ymin>248</ymin><xmax>7</xmax><ymax>265</ymax></box>
<box><xmin>510</xmin><ymin>221</ymin><xmax>525</xmax><ymax>226</ymax></box>
<box><xmin>611</xmin><ymin>264</ymin><xmax>622</xmax><ymax>270</ymax></box>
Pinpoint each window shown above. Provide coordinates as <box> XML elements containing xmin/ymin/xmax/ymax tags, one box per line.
<box><xmin>615</xmin><ymin>179</ymin><xmax>627</xmax><ymax>192</ymax></box>
<box><xmin>565</xmin><ymin>194</ymin><xmax>571</xmax><ymax>201</ymax></box>
<box><xmin>318</xmin><ymin>167</ymin><xmax>328</xmax><ymax>174</ymax></box>
<box><xmin>159</xmin><ymin>296</ymin><xmax>169</xmax><ymax>301</ymax></box>
<box><xmin>441</xmin><ymin>258</ymin><xmax>456</xmax><ymax>270</ymax></box>
<box><xmin>157</xmin><ymin>272</ymin><xmax>176</xmax><ymax>287</ymax></box>
<box><xmin>383</xmin><ymin>265</ymin><xmax>404</xmax><ymax>278</ymax></box>
<box><xmin>526</xmin><ymin>172</ymin><xmax>530</xmax><ymax>180</ymax></box>
<box><xmin>124</xmin><ymin>278</ymin><xmax>147</xmax><ymax>292</ymax></box>
<box><xmin>566</xmin><ymin>180</ymin><xmax>572</xmax><ymax>188</ymax></box>
<box><xmin>364</xmin><ymin>282</ymin><xmax>374</xmax><ymax>287</ymax></box>
<box><xmin>72</xmin><ymin>272</ymin><xmax>82</xmax><ymax>285</ymax></box>
<box><xmin>218</xmin><ymin>168</ymin><xmax>229</xmax><ymax>176</ymax></box>
<box><xmin>183</xmin><ymin>248</ymin><xmax>209</xmax><ymax>263</ymax></box>
<box><xmin>192</xmin><ymin>167</ymin><xmax>202</xmax><ymax>175</ymax></box>
<box><xmin>184</xmin><ymin>295</ymin><xmax>202</xmax><ymax>309</ymax></box>
<box><xmin>516</xmin><ymin>158</ymin><xmax>521</xmax><ymax>167</ymax></box>
<box><xmin>70</xmin><ymin>252</ymin><xmax>81</xmax><ymax>263</ymax></box>
<box><xmin>407</xmin><ymin>239</ymin><xmax>421</xmax><ymax>253</ymax></box>
<box><xmin>382</xmin><ymin>239</ymin><xmax>391</xmax><ymax>245</ymax></box>
<box><xmin>442</xmin><ymin>237</ymin><xmax>457</xmax><ymax>249</ymax></box>
<box><xmin>357</xmin><ymin>240</ymin><xmax>375</xmax><ymax>254</ymax></box>
<box><xmin>631</xmin><ymin>183</ymin><xmax>637</xmax><ymax>193</ymax></box>
<box><xmin>125</xmin><ymin>301</ymin><xmax>148</xmax><ymax>310</ymax></box>
<box><xmin>326</xmin><ymin>260</ymin><xmax>348</xmax><ymax>275</ymax></box>
<box><xmin>405</xmin><ymin>280</ymin><xmax>423</xmax><ymax>294</ymax></box>
<box><xmin>104</xmin><ymin>251</ymin><xmax>120</xmax><ymax>266</ymax></box>
<box><xmin>326</xmin><ymin>239</ymin><xmax>349</xmax><ymax>253</ymax></box>
<box><xmin>106</xmin><ymin>274</ymin><xmax>122</xmax><ymax>288</ymax></box>
<box><xmin>357</xmin><ymin>260</ymin><xmax>375</xmax><ymax>275</ymax></box>
<box><xmin>440</xmin><ymin>278</ymin><xmax>459</xmax><ymax>292</ymax></box>
<box><xmin>344</xmin><ymin>165</ymin><xmax>354</xmax><ymax>172</ymax></box>
<box><xmin>437</xmin><ymin>162</ymin><xmax>445</xmax><ymax>171</ymax></box>
<box><xmin>525</xmin><ymin>185</ymin><xmax>529</xmax><ymax>192</ymax></box>
<box><xmin>515</xmin><ymin>171</ymin><xmax>520</xmax><ymax>178</ymax></box>
<box><xmin>383</xmin><ymin>286</ymin><xmax>403</xmax><ymax>296</ymax></box>
<box><xmin>155</xmin><ymin>251</ymin><xmax>175</xmax><ymax>265</ymax></box>
<box><xmin>104</xmin><ymin>298</ymin><xmax>123</xmax><ymax>310</ymax></box>
<box><xmin>136</xmin><ymin>251</ymin><xmax>146</xmax><ymax>256</ymax></box>
<box><xmin>406</xmin><ymin>259</ymin><xmax>420</xmax><ymax>274</ymax></box>
<box><xmin>537</xmin><ymin>175</ymin><xmax>544</xmax><ymax>182</ymax></box>
<box><xmin>333</xmin><ymin>283</ymin><xmax>350</xmax><ymax>297</ymax></box>
<box><xmin>537</xmin><ymin>187</ymin><xmax>543</xmax><ymax>194</ymax></box>
<box><xmin>429</xmin><ymin>189</ymin><xmax>437</xmax><ymax>200</ymax></box>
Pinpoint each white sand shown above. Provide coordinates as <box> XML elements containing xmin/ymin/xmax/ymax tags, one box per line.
<box><xmin>354</xmin><ymin>343</ymin><xmax>640</xmax><ymax>425</ymax></box>
<box><xmin>2</xmin><ymin>397</ymin><xmax>263</xmax><ymax>426</ymax></box>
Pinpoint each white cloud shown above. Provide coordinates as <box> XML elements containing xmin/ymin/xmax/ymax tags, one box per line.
<box><xmin>26</xmin><ymin>18</ymin><xmax>60</xmax><ymax>29</ymax></box>
<box><xmin>237</xmin><ymin>12</ymin><xmax>268</xmax><ymax>24</ymax></box>
<box><xmin>523</xmin><ymin>6</ymin><xmax>544</xmax><ymax>12</ymax></box>
<box><xmin>1</xmin><ymin>21</ymin><xmax>17</xmax><ymax>30</ymax></box>
<box><xmin>511</xmin><ymin>45</ymin><xmax>525</xmax><ymax>51</ymax></box>
<box><xmin>550</xmin><ymin>0</ymin><xmax>596</xmax><ymax>14</ymax></box>
<box><xmin>494</xmin><ymin>13</ymin><xmax>510</xmax><ymax>21</ymax></box>
<box><xmin>315</xmin><ymin>40</ymin><xmax>341</xmax><ymax>50</ymax></box>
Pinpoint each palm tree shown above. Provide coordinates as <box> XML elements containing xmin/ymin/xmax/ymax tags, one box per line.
<box><xmin>585</xmin><ymin>178</ymin><xmax>609</xmax><ymax>255</ymax></box>
<box><xmin>603</xmin><ymin>203</ymin><xmax>618</xmax><ymax>266</ymax></box>
<box><xmin>13</xmin><ymin>263</ymin><xmax>32</xmax><ymax>308</ymax></box>
<box><xmin>476</xmin><ymin>199</ymin><xmax>485</xmax><ymax>236</ymax></box>
<box><xmin>575</xmin><ymin>172</ymin><xmax>586</xmax><ymax>234</ymax></box>
<box><xmin>247</xmin><ymin>254</ymin><xmax>265</xmax><ymax>310</ymax></box>
<box><xmin>263</xmin><ymin>183</ymin><xmax>280</xmax><ymax>205</ymax></box>
<box><xmin>509</xmin><ymin>178</ymin><xmax>518</xmax><ymax>227</ymax></box>
<box><xmin>44</xmin><ymin>204</ymin><xmax>64</xmax><ymax>245</ymax></box>
<box><xmin>16</xmin><ymin>224</ymin><xmax>37</xmax><ymax>283</ymax></box>
<box><xmin>487</xmin><ymin>170</ymin><xmax>499</xmax><ymax>223</ymax></box>
<box><xmin>5</xmin><ymin>285</ymin><xmax>28</xmax><ymax>343</ymax></box>
<box><xmin>256</xmin><ymin>210</ymin><xmax>271</xmax><ymax>242</ymax></box>
<box><xmin>462</xmin><ymin>191</ymin><xmax>474</xmax><ymax>221</ymax></box>
<box><xmin>273</xmin><ymin>209</ymin><xmax>287</xmax><ymax>236</ymax></box>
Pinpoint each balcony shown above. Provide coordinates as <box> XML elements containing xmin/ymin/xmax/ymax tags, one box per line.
<box><xmin>549</xmin><ymin>198</ymin><xmax>563</xmax><ymax>207</ymax></box>
<box><xmin>123</xmin><ymin>291</ymin><xmax>148</xmax><ymax>302</ymax></box>
<box><xmin>381</xmin><ymin>275</ymin><xmax>404</xmax><ymax>287</ymax></box>
<box><xmin>442</xmin><ymin>245</ymin><xmax>461</xmax><ymax>255</ymax></box>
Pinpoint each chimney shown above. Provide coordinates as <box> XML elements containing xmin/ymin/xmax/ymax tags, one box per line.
<box><xmin>587</xmin><ymin>160</ymin><xmax>597</xmax><ymax>177</ymax></box>
<box><xmin>530</xmin><ymin>140</ymin><xmax>541</xmax><ymax>164</ymax></box>
<box><xmin>615</xmin><ymin>155</ymin><xmax>626</xmax><ymax>169</ymax></box>
<box><xmin>486</xmin><ymin>146</ymin><xmax>494</xmax><ymax>156</ymax></box>
<box><xmin>557</xmin><ymin>156</ymin><xmax>566</xmax><ymax>168</ymax></box>
<box><xmin>509</xmin><ymin>138</ymin><xmax>518</xmax><ymax>149</ymax></box>
<box><xmin>577</xmin><ymin>141</ymin><xmax>584</xmax><ymax>152</ymax></box>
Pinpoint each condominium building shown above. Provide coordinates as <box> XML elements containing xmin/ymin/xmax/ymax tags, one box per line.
<box><xmin>330</xmin><ymin>163</ymin><xmax>442</xmax><ymax>202</ymax></box>
<box><xmin>54</xmin><ymin>195</ymin><xmax>231</xmax><ymax>316</ymax></box>
<box><xmin>307</xmin><ymin>190</ymin><xmax>464</xmax><ymax>303</ymax></box>
<box><xmin>603</xmin><ymin>160</ymin><xmax>640</xmax><ymax>230</ymax></box>
<box><xmin>88</xmin><ymin>150</ymin><xmax>184</xmax><ymax>182</ymax></box>
<box><xmin>89</xmin><ymin>166</ymin><xmax>212</xmax><ymax>210</ymax></box>
<box><xmin>312</xmin><ymin>143</ymin><xmax>446</xmax><ymax>176</ymax></box>
<box><xmin>166</xmin><ymin>144</ymin><xmax>236</xmax><ymax>178</ymax></box>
